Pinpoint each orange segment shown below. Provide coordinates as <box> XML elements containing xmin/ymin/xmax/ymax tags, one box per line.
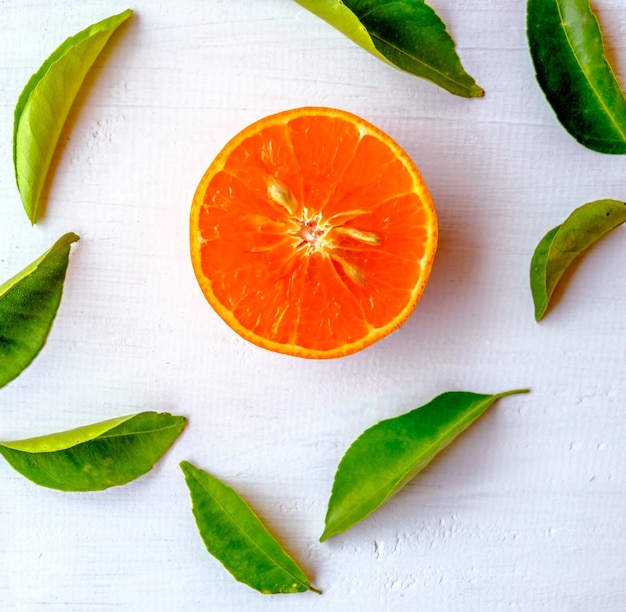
<box><xmin>190</xmin><ymin>107</ymin><xmax>438</xmax><ymax>359</ymax></box>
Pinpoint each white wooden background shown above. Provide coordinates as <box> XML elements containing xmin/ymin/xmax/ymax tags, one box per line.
<box><xmin>1</xmin><ymin>1</ymin><xmax>626</xmax><ymax>610</ymax></box>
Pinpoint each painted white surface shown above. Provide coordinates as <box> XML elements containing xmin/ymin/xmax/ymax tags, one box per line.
<box><xmin>1</xmin><ymin>1</ymin><xmax>626</xmax><ymax>610</ymax></box>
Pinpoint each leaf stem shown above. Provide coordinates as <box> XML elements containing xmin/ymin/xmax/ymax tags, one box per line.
<box><xmin>494</xmin><ymin>388</ymin><xmax>531</xmax><ymax>399</ymax></box>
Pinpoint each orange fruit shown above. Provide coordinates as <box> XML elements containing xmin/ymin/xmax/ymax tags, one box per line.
<box><xmin>190</xmin><ymin>107</ymin><xmax>437</xmax><ymax>359</ymax></box>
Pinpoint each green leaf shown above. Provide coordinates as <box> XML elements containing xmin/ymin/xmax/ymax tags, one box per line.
<box><xmin>530</xmin><ymin>199</ymin><xmax>626</xmax><ymax>321</ymax></box>
<box><xmin>0</xmin><ymin>232</ymin><xmax>79</xmax><ymax>389</ymax></box>
<box><xmin>321</xmin><ymin>389</ymin><xmax>529</xmax><ymax>541</ymax></box>
<box><xmin>0</xmin><ymin>412</ymin><xmax>186</xmax><ymax>491</ymax></box>
<box><xmin>181</xmin><ymin>461</ymin><xmax>320</xmax><ymax>595</ymax></box>
<box><xmin>13</xmin><ymin>9</ymin><xmax>133</xmax><ymax>223</ymax></box>
<box><xmin>294</xmin><ymin>0</ymin><xmax>483</xmax><ymax>98</ymax></box>
<box><xmin>527</xmin><ymin>0</ymin><xmax>626</xmax><ymax>153</ymax></box>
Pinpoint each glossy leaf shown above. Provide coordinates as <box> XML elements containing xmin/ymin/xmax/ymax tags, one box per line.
<box><xmin>321</xmin><ymin>389</ymin><xmax>529</xmax><ymax>541</ymax></box>
<box><xmin>0</xmin><ymin>232</ymin><xmax>79</xmax><ymax>388</ymax></box>
<box><xmin>294</xmin><ymin>0</ymin><xmax>483</xmax><ymax>98</ymax></box>
<box><xmin>527</xmin><ymin>0</ymin><xmax>626</xmax><ymax>153</ymax></box>
<box><xmin>181</xmin><ymin>461</ymin><xmax>320</xmax><ymax>595</ymax></box>
<box><xmin>530</xmin><ymin>199</ymin><xmax>626</xmax><ymax>321</ymax></box>
<box><xmin>13</xmin><ymin>9</ymin><xmax>133</xmax><ymax>223</ymax></box>
<box><xmin>0</xmin><ymin>412</ymin><xmax>186</xmax><ymax>491</ymax></box>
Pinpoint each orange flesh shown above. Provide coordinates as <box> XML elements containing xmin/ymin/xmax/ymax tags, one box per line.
<box><xmin>190</xmin><ymin>108</ymin><xmax>437</xmax><ymax>358</ymax></box>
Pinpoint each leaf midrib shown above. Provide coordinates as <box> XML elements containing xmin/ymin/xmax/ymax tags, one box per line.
<box><xmin>2</xmin><ymin>421</ymin><xmax>181</xmax><ymax>454</ymax></box>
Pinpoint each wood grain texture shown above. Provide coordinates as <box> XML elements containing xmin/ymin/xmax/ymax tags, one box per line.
<box><xmin>1</xmin><ymin>1</ymin><xmax>625</xmax><ymax>610</ymax></box>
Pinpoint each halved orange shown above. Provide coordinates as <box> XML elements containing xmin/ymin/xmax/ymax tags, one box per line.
<box><xmin>190</xmin><ymin>107</ymin><xmax>437</xmax><ymax>359</ymax></box>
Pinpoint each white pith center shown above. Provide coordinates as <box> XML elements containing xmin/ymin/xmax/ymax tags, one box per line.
<box><xmin>266</xmin><ymin>176</ymin><xmax>381</xmax><ymax>283</ymax></box>
<box><xmin>296</xmin><ymin>213</ymin><xmax>329</xmax><ymax>251</ymax></box>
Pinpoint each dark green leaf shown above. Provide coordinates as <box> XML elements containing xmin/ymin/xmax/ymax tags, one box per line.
<box><xmin>13</xmin><ymin>9</ymin><xmax>133</xmax><ymax>223</ymax></box>
<box><xmin>321</xmin><ymin>389</ymin><xmax>529</xmax><ymax>541</ymax></box>
<box><xmin>294</xmin><ymin>0</ymin><xmax>483</xmax><ymax>98</ymax></box>
<box><xmin>527</xmin><ymin>0</ymin><xmax>626</xmax><ymax>153</ymax></box>
<box><xmin>530</xmin><ymin>199</ymin><xmax>626</xmax><ymax>321</ymax></box>
<box><xmin>181</xmin><ymin>461</ymin><xmax>320</xmax><ymax>595</ymax></box>
<box><xmin>0</xmin><ymin>412</ymin><xmax>186</xmax><ymax>491</ymax></box>
<box><xmin>0</xmin><ymin>232</ymin><xmax>79</xmax><ymax>389</ymax></box>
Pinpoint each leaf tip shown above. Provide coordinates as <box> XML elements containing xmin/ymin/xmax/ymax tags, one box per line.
<box><xmin>49</xmin><ymin>232</ymin><xmax>80</xmax><ymax>254</ymax></box>
<box><xmin>319</xmin><ymin>526</ymin><xmax>334</xmax><ymax>543</ymax></box>
<box><xmin>23</xmin><ymin>196</ymin><xmax>41</xmax><ymax>225</ymax></box>
<box><xmin>111</xmin><ymin>8</ymin><xmax>134</xmax><ymax>24</ymax></box>
<box><xmin>531</xmin><ymin>284</ymin><xmax>548</xmax><ymax>322</ymax></box>
<box><xmin>471</xmin><ymin>83</ymin><xmax>485</xmax><ymax>98</ymax></box>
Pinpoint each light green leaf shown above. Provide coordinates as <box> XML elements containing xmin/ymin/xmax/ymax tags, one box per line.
<box><xmin>0</xmin><ymin>412</ymin><xmax>186</xmax><ymax>491</ymax></box>
<box><xmin>527</xmin><ymin>0</ymin><xmax>626</xmax><ymax>153</ymax></box>
<box><xmin>294</xmin><ymin>0</ymin><xmax>483</xmax><ymax>98</ymax></box>
<box><xmin>530</xmin><ymin>199</ymin><xmax>626</xmax><ymax>321</ymax></box>
<box><xmin>13</xmin><ymin>9</ymin><xmax>133</xmax><ymax>223</ymax></box>
<box><xmin>0</xmin><ymin>232</ymin><xmax>79</xmax><ymax>389</ymax></box>
<box><xmin>181</xmin><ymin>461</ymin><xmax>320</xmax><ymax>595</ymax></box>
<box><xmin>321</xmin><ymin>389</ymin><xmax>529</xmax><ymax>541</ymax></box>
